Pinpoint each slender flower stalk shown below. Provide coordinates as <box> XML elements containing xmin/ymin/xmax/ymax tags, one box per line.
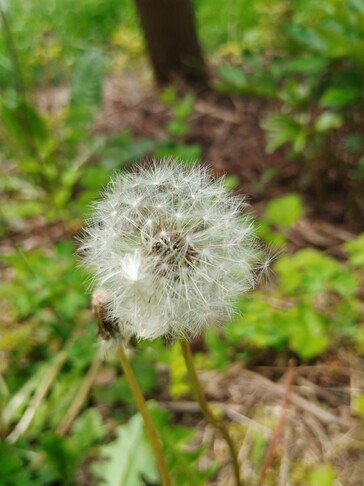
<box><xmin>91</xmin><ymin>290</ymin><xmax>171</xmax><ymax>486</ymax></box>
<box><xmin>180</xmin><ymin>338</ymin><xmax>242</xmax><ymax>486</ymax></box>
<box><xmin>117</xmin><ymin>344</ymin><xmax>171</xmax><ymax>486</ymax></box>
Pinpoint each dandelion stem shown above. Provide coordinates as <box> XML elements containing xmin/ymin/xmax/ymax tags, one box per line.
<box><xmin>117</xmin><ymin>344</ymin><xmax>171</xmax><ymax>486</ymax></box>
<box><xmin>179</xmin><ymin>338</ymin><xmax>242</xmax><ymax>486</ymax></box>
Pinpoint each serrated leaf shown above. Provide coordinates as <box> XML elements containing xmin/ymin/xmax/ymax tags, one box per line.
<box><xmin>92</xmin><ymin>413</ymin><xmax>158</xmax><ymax>486</ymax></box>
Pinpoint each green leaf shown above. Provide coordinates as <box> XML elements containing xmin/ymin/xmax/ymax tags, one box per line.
<box><xmin>353</xmin><ymin>394</ymin><xmax>364</xmax><ymax>417</ymax></box>
<box><xmin>0</xmin><ymin>443</ymin><xmax>36</xmax><ymax>486</ymax></box>
<box><xmin>320</xmin><ymin>87</ymin><xmax>360</xmax><ymax>108</ymax></box>
<box><xmin>72</xmin><ymin>408</ymin><xmax>106</xmax><ymax>450</ymax></box>
<box><xmin>262</xmin><ymin>114</ymin><xmax>306</xmax><ymax>153</ymax></box>
<box><xmin>0</xmin><ymin>99</ymin><xmax>50</xmax><ymax>159</ymax></box>
<box><xmin>264</xmin><ymin>193</ymin><xmax>304</xmax><ymax>228</ymax></box>
<box><xmin>167</xmin><ymin>120</ymin><xmax>188</xmax><ymax>137</ymax></box>
<box><xmin>223</xmin><ymin>175</ymin><xmax>240</xmax><ymax>190</ymax></box>
<box><xmin>167</xmin><ymin>342</ymin><xmax>190</xmax><ymax>398</ymax></box>
<box><xmin>155</xmin><ymin>142</ymin><xmax>202</xmax><ymax>161</ymax></box>
<box><xmin>358</xmin><ymin>155</ymin><xmax>364</xmax><ymax>178</ymax></box>
<box><xmin>314</xmin><ymin>112</ymin><xmax>343</xmax><ymax>132</ymax></box>
<box><xmin>288</xmin><ymin>307</ymin><xmax>328</xmax><ymax>359</ymax></box>
<box><xmin>227</xmin><ymin>296</ymin><xmax>290</xmax><ymax>350</ymax></box>
<box><xmin>40</xmin><ymin>434</ymin><xmax>82</xmax><ymax>483</ymax></box>
<box><xmin>344</xmin><ymin>233</ymin><xmax>364</xmax><ymax>268</ymax></box>
<box><xmin>275</xmin><ymin>248</ymin><xmax>358</xmax><ymax>297</ymax></box>
<box><xmin>216</xmin><ymin>65</ymin><xmax>248</xmax><ymax>91</ymax></box>
<box><xmin>149</xmin><ymin>404</ymin><xmax>214</xmax><ymax>485</ymax></box>
<box><xmin>285</xmin><ymin>56</ymin><xmax>329</xmax><ymax>75</ymax></box>
<box><xmin>159</xmin><ymin>86</ymin><xmax>178</xmax><ymax>106</ymax></box>
<box><xmin>92</xmin><ymin>413</ymin><xmax>158</xmax><ymax>486</ymax></box>
<box><xmin>171</xmin><ymin>93</ymin><xmax>195</xmax><ymax>119</ymax></box>
<box><xmin>307</xmin><ymin>463</ymin><xmax>336</xmax><ymax>486</ymax></box>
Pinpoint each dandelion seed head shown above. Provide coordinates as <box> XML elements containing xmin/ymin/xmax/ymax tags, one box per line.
<box><xmin>79</xmin><ymin>159</ymin><xmax>265</xmax><ymax>340</ymax></box>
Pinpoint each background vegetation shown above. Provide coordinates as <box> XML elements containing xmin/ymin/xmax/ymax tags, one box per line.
<box><xmin>1</xmin><ymin>0</ymin><xmax>364</xmax><ymax>484</ymax></box>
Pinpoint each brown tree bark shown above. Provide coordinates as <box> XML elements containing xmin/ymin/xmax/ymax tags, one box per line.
<box><xmin>134</xmin><ymin>0</ymin><xmax>208</xmax><ymax>86</ymax></box>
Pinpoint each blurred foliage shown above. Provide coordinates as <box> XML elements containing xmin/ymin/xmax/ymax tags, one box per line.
<box><xmin>1</xmin><ymin>0</ymin><xmax>364</xmax><ymax>484</ymax></box>
<box><xmin>215</xmin><ymin>0</ymin><xmax>364</xmax><ymax>203</ymax></box>
<box><xmin>156</xmin><ymin>86</ymin><xmax>202</xmax><ymax>161</ymax></box>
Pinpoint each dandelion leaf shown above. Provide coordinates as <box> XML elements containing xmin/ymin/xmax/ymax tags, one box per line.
<box><xmin>92</xmin><ymin>413</ymin><xmax>158</xmax><ymax>486</ymax></box>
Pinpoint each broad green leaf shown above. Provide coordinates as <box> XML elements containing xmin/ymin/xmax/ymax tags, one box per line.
<box><xmin>264</xmin><ymin>193</ymin><xmax>304</xmax><ymax>228</ymax></box>
<box><xmin>288</xmin><ymin>307</ymin><xmax>328</xmax><ymax>359</ymax></box>
<box><xmin>216</xmin><ymin>65</ymin><xmax>248</xmax><ymax>90</ymax></box>
<box><xmin>92</xmin><ymin>413</ymin><xmax>158</xmax><ymax>486</ymax></box>
<box><xmin>285</xmin><ymin>56</ymin><xmax>329</xmax><ymax>75</ymax></box>
<box><xmin>320</xmin><ymin>87</ymin><xmax>360</xmax><ymax>108</ymax></box>
<box><xmin>314</xmin><ymin>112</ymin><xmax>343</xmax><ymax>132</ymax></box>
<box><xmin>275</xmin><ymin>248</ymin><xmax>358</xmax><ymax>297</ymax></box>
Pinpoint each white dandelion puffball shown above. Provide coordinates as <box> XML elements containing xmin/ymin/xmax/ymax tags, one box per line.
<box><xmin>80</xmin><ymin>160</ymin><xmax>262</xmax><ymax>340</ymax></box>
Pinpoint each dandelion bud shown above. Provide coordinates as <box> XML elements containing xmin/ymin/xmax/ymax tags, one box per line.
<box><xmin>79</xmin><ymin>160</ymin><xmax>264</xmax><ymax>340</ymax></box>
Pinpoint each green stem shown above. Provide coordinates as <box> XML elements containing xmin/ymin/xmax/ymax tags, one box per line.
<box><xmin>179</xmin><ymin>338</ymin><xmax>242</xmax><ymax>486</ymax></box>
<box><xmin>117</xmin><ymin>345</ymin><xmax>171</xmax><ymax>486</ymax></box>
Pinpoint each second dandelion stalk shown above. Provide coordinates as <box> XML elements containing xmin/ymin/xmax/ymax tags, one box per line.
<box><xmin>117</xmin><ymin>344</ymin><xmax>171</xmax><ymax>486</ymax></box>
<box><xmin>180</xmin><ymin>338</ymin><xmax>242</xmax><ymax>486</ymax></box>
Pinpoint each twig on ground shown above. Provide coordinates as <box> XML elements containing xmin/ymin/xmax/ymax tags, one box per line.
<box><xmin>241</xmin><ymin>368</ymin><xmax>350</xmax><ymax>427</ymax></box>
<box><xmin>158</xmin><ymin>400</ymin><xmax>271</xmax><ymax>435</ymax></box>
<box><xmin>295</xmin><ymin>376</ymin><xmax>342</xmax><ymax>407</ymax></box>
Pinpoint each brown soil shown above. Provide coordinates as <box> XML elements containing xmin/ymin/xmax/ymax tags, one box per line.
<box><xmin>93</xmin><ymin>73</ymin><xmax>364</xmax><ymax>244</ymax></box>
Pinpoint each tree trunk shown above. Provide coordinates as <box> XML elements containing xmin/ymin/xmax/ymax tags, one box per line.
<box><xmin>134</xmin><ymin>0</ymin><xmax>208</xmax><ymax>86</ymax></box>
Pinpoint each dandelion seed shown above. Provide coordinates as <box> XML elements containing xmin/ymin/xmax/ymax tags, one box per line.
<box><xmin>79</xmin><ymin>159</ymin><xmax>265</xmax><ymax>340</ymax></box>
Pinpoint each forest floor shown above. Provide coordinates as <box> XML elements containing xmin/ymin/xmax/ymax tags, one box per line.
<box><xmin>3</xmin><ymin>71</ymin><xmax>364</xmax><ymax>485</ymax></box>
